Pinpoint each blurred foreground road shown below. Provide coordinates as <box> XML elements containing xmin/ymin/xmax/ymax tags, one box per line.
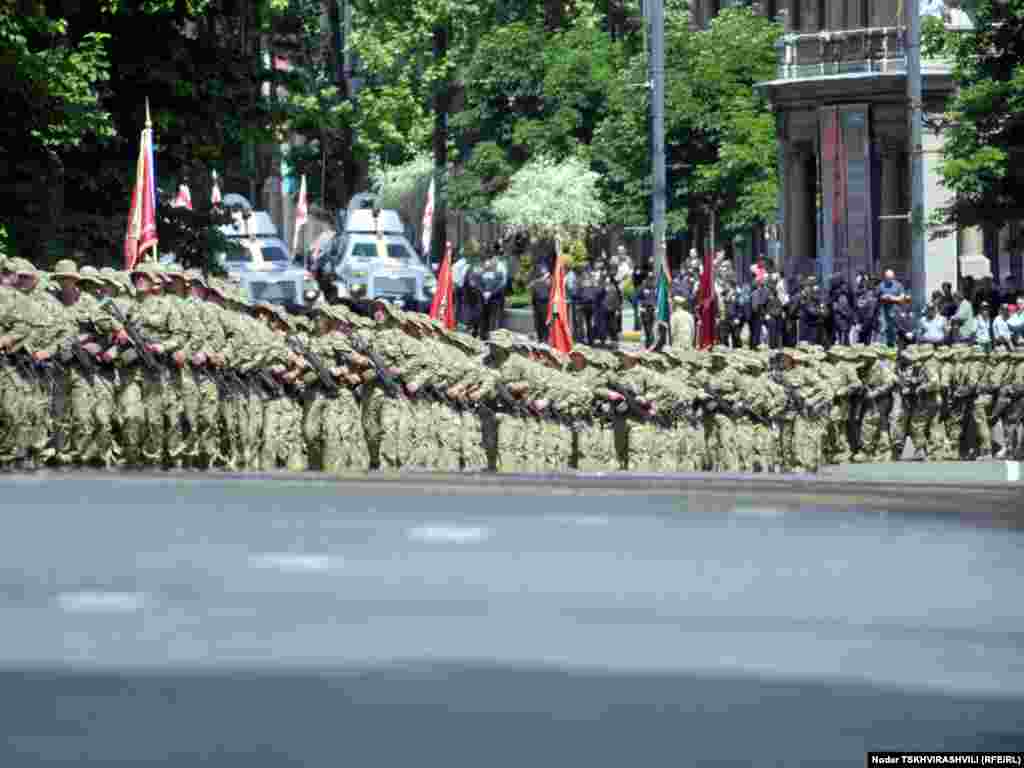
<box><xmin>0</xmin><ymin>471</ymin><xmax>1022</xmax><ymax>766</ymax></box>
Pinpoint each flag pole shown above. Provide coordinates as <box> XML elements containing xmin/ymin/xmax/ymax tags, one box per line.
<box><xmin>145</xmin><ymin>99</ymin><xmax>158</xmax><ymax>264</ymax></box>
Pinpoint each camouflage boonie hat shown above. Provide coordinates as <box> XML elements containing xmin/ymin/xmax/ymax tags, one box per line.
<box><xmin>970</xmin><ymin>345</ymin><xmax>988</xmax><ymax>359</ymax></box>
<box><xmin>487</xmin><ymin>329</ymin><xmax>516</xmax><ymax>350</ymax></box>
<box><xmin>130</xmin><ymin>260</ymin><xmax>162</xmax><ymax>278</ymax></box>
<box><xmin>935</xmin><ymin>346</ymin><xmax>955</xmax><ymax>360</ymax></box>
<box><xmin>450</xmin><ymin>330</ymin><xmax>484</xmax><ymax>355</ymax></box>
<box><xmin>162</xmin><ymin>262</ymin><xmax>185</xmax><ymax>281</ymax></box>
<box><xmin>11</xmin><ymin>258</ymin><xmax>38</xmax><ymax>275</ymax></box>
<box><xmin>661</xmin><ymin>349</ymin><xmax>684</xmax><ymax>367</ymax></box>
<box><xmin>52</xmin><ymin>259</ymin><xmax>80</xmax><ymax>279</ymax></box>
<box><xmin>77</xmin><ymin>265</ymin><xmax>104</xmax><ymax>285</ymax></box>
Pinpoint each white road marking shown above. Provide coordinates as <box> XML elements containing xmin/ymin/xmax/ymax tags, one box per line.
<box><xmin>547</xmin><ymin>514</ymin><xmax>610</xmax><ymax>527</ymax></box>
<box><xmin>248</xmin><ymin>553</ymin><xmax>338</xmax><ymax>572</ymax></box>
<box><xmin>407</xmin><ymin>525</ymin><xmax>491</xmax><ymax>544</ymax></box>
<box><xmin>731</xmin><ymin>506</ymin><xmax>785</xmax><ymax>519</ymax></box>
<box><xmin>57</xmin><ymin>591</ymin><xmax>147</xmax><ymax>614</ymax></box>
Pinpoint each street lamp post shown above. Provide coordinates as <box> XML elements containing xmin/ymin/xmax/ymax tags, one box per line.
<box><xmin>908</xmin><ymin>0</ymin><xmax>926</xmax><ymax>309</ymax></box>
<box><xmin>649</xmin><ymin>0</ymin><xmax>667</xmax><ymax>284</ymax></box>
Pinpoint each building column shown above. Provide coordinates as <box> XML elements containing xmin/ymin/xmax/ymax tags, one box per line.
<box><xmin>787</xmin><ymin>143</ymin><xmax>815</xmax><ymax>278</ymax></box>
<box><xmin>878</xmin><ymin>140</ymin><xmax>905</xmax><ymax>277</ymax></box>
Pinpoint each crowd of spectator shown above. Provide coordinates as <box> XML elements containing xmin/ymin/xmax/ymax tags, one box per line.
<box><xmin>656</xmin><ymin>252</ymin><xmax>1024</xmax><ymax>352</ymax></box>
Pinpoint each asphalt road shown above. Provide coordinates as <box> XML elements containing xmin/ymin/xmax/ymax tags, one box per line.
<box><xmin>1</xmin><ymin>472</ymin><xmax>1022</xmax><ymax>766</ymax></box>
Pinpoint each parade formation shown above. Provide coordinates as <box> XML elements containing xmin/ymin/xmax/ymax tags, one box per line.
<box><xmin>2</xmin><ymin>254</ymin><xmax>1024</xmax><ymax>476</ymax></box>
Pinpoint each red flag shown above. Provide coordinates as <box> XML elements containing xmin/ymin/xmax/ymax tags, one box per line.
<box><xmin>546</xmin><ymin>241</ymin><xmax>573</xmax><ymax>355</ymax></box>
<box><xmin>172</xmin><ymin>184</ymin><xmax>192</xmax><ymax>210</ymax></box>
<box><xmin>696</xmin><ymin>248</ymin><xmax>717</xmax><ymax>349</ymax></box>
<box><xmin>421</xmin><ymin>177</ymin><xmax>435</xmax><ymax>259</ymax></box>
<box><xmin>124</xmin><ymin>100</ymin><xmax>158</xmax><ymax>271</ymax></box>
<box><xmin>429</xmin><ymin>240</ymin><xmax>456</xmax><ymax>330</ymax></box>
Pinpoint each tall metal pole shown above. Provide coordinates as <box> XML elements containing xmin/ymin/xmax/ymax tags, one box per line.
<box><xmin>907</xmin><ymin>0</ymin><xmax>926</xmax><ymax>309</ymax></box>
<box><xmin>650</xmin><ymin>0</ymin><xmax>666</xmax><ymax>277</ymax></box>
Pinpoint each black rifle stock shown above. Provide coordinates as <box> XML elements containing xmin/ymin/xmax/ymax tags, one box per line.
<box><xmin>287</xmin><ymin>335</ymin><xmax>339</xmax><ymax>397</ymax></box>
<box><xmin>99</xmin><ymin>298</ymin><xmax>160</xmax><ymax>372</ymax></box>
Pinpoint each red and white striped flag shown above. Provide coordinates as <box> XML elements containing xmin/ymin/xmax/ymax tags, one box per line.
<box><xmin>171</xmin><ymin>184</ymin><xmax>193</xmax><ymax>210</ymax></box>
<box><xmin>292</xmin><ymin>174</ymin><xmax>308</xmax><ymax>256</ymax></box>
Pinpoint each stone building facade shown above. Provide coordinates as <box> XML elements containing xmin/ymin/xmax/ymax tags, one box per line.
<box><xmin>691</xmin><ymin>0</ymin><xmax>1022</xmax><ymax>298</ymax></box>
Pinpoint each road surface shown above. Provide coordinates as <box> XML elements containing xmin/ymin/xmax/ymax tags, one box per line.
<box><xmin>1</xmin><ymin>472</ymin><xmax>1022</xmax><ymax>766</ymax></box>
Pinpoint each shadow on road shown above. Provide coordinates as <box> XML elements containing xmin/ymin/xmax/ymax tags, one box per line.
<box><xmin>2</xmin><ymin>662</ymin><xmax>1022</xmax><ymax>766</ymax></box>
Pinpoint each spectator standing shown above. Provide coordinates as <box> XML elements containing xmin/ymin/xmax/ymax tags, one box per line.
<box><xmin>797</xmin><ymin>277</ymin><xmax>825</xmax><ymax>344</ymax></box>
<box><xmin>917</xmin><ymin>304</ymin><xmax>948</xmax><ymax>344</ymax></box>
<box><xmin>951</xmin><ymin>292</ymin><xmax>976</xmax><ymax>343</ymax></box>
<box><xmin>855</xmin><ymin>275</ymin><xmax>879</xmax><ymax>343</ymax></box>
<box><xmin>452</xmin><ymin>246</ymin><xmax>471</xmax><ymax>326</ymax></box>
<box><xmin>527</xmin><ymin>259</ymin><xmax>552</xmax><ymax>343</ymax></box>
<box><xmin>670</xmin><ymin>295</ymin><xmax>695</xmax><ymax>350</ymax></box>
<box><xmin>992</xmin><ymin>304</ymin><xmax>1014</xmax><ymax>349</ymax></box>
<box><xmin>829</xmin><ymin>274</ymin><xmax>856</xmax><ymax>345</ymax></box>
<box><xmin>938</xmin><ymin>281</ymin><xmax>957</xmax><ymax>319</ymax></box>
<box><xmin>637</xmin><ymin>275</ymin><xmax>656</xmax><ymax>348</ymax></box>
<box><xmin>749</xmin><ymin>274</ymin><xmax>771</xmax><ymax>348</ymax></box>
<box><xmin>975</xmin><ymin>302</ymin><xmax>992</xmax><ymax>351</ymax></box>
<box><xmin>877</xmin><ymin>269</ymin><xmax>905</xmax><ymax>346</ymax></box>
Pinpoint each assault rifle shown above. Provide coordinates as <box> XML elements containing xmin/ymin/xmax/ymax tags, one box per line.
<box><xmin>495</xmin><ymin>380</ymin><xmax>526</xmax><ymax>415</ymax></box>
<box><xmin>608</xmin><ymin>381</ymin><xmax>650</xmax><ymax>420</ymax></box>
<box><xmin>991</xmin><ymin>385</ymin><xmax>1023</xmax><ymax>422</ymax></box>
<box><xmin>69</xmin><ymin>339</ymin><xmax>96</xmax><ymax>382</ymax></box>
<box><xmin>99</xmin><ymin>298</ymin><xmax>160</xmax><ymax>372</ymax></box>
<box><xmin>340</xmin><ymin>329</ymin><xmax>400</xmax><ymax>398</ymax></box>
<box><xmin>286</xmin><ymin>334</ymin><xmax>339</xmax><ymax>398</ymax></box>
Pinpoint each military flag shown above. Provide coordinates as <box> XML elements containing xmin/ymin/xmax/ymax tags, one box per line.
<box><xmin>429</xmin><ymin>240</ymin><xmax>456</xmax><ymax>329</ymax></box>
<box><xmin>211</xmin><ymin>170</ymin><xmax>222</xmax><ymax>206</ymax></box>
<box><xmin>696</xmin><ymin>247</ymin><xmax>717</xmax><ymax>349</ymax></box>
<box><xmin>292</xmin><ymin>174</ymin><xmax>308</xmax><ymax>257</ymax></box>
<box><xmin>546</xmin><ymin>241</ymin><xmax>573</xmax><ymax>354</ymax></box>
<box><xmin>123</xmin><ymin>100</ymin><xmax>158</xmax><ymax>271</ymax></box>
<box><xmin>653</xmin><ymin>236</ymin><xmax>672</xmax><ymax>339</ymax></box>
<box><xmin>171</xmin><ymin>184</ymin><xmax>192</xmax><ymax>210</ymax></box>
<box><xmin>421</xmin><ymin>176</ymin><xmax>435</xmax><ymax>259</ymax></box>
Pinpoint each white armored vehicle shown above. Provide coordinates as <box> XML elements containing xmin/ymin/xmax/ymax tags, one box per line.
<box><xmin>314</xmin><ymin>193</ymin><xmax>436</xmax><ymax>311</ymax></box>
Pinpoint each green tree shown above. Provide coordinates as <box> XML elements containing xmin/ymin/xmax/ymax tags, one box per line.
<box><xmin>926</xmin><ymin>1</ymin><xmax>1024</xmax><ymax>233</ymax></box>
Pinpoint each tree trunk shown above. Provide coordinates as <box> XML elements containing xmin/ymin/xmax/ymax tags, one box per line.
<box><xmin>431</xmin><ymin>23</ymin><xmax>449</xmax><ymax>263</ymax></box>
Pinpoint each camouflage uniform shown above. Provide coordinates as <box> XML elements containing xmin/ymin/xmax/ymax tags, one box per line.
<box><xmin>967</xmin><ymin>346</ymin><xmax>994</xmax><ymax>459</ymax></box>
<box><xmin>704</xmin><ymin>348</ymin><xmax>741</xmax><ymax>472</ymax></box>
<box><xmin>852</xmin><ymin>346</ymin><xmax>898</xmax><ymax>463</ymax></box>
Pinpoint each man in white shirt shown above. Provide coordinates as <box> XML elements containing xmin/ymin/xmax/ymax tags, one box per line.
<box><xmin>917</xmin><ymin>304</ymin><xmax>947</xmax><ymax>344</ymax></box>
<box><xmin>993</xmin><ymin>303</ymin><xmax>1016</xmax><ymax>348</ymax></box>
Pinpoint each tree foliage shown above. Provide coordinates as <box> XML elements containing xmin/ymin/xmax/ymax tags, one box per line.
<box><xmin>927</xmin><ymin>0</ymin><xmax>1024</xmax><ymax>230</ymax></box>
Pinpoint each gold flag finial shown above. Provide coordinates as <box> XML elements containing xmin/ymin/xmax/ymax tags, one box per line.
<box><xmin>145</xmin><ymin>98</ymin><xmax>152</xmax><ymax>129</ymax></box>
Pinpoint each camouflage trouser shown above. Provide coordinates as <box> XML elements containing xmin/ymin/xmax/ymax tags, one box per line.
<box><xmin>890</xmin><ymin>395</ymin><xmax>909</xmax><ymax>459</ymax></box>
<box><xmin>461</xmin><ymin>409</ymin><xmax>489</xmax><ymax>472</ymax></box>
<box><xmin>705</xmin><ymin>413</ymin><xmax>738</xmax><ymax>472</ymax></box>
<box><xmin>972</xmin><ymin>395</ymin><xmax>993</xmax><ymax>456</ymax></box>
<box><xmin>675</xmin><ymin>420</ymin><xmax>704</xmax><ymax>472</ymax></box>
<box><xmin>405</xmin><ymin>400</ymin><xmax>435</xmax><ymax>470</ymax></box>
<box><xmin>625</xmin><ymin>419</ymin><xmax>655</xmax><ymax>472</ymax></box>
<box><xmin>495</xmin><ymin>412</ymin><xmax>526</xmax><ymax>473</ymax></box>
<box><xmin>826</xmin><ymin>400</ymin><xmax>852</xmax><ymax>464</ymax></box>
<box><xmin>436</xmin><ymin>404</ymin><xmax>463</xmax><ymax>472</ymax></box>
<box><xmin>67</xmin><ymin>367</ymin><xmax>114</xmax><ymax>466</ymax></box>
<box><xmin>117</xmin><ymin>369</ymin><xmax>145</xmax><ymax>466</ymax></box>
<box><xmin>858</xmin><ymin>397</ymin><xmax>892</xmax><ymax>461</ymax></box>
<box><xmin>778</xmin><ymin>417</ymin><xmax>797</xmax><ymax>471</ymax></box>
<box><xmin>90</xmin><ymin>368</ymin><xmax>118</xmax><ymax>466</ymax></box>
<box><xmin>541</xmin><ymin>420</ymin><xmax>573</xmax><ymax>472</ymax></box>
<box><xmin>141</xmin><ymin>370</ymin><xmax>168</xmax><ymax>466</ymax></box>
<box><xmin>943</xmin><ymin>403</ymin><xmax>967</xmax><ymax>460</ymax></box>
<box><xmin>523</xmin><ymin>417</ymin><xmax>547</xmax><ymax>473</ymax></box>
<box><xmin>0</xmin><ymin>365</ymin><xmax>31</xmax><ymax>463</ymax></box>
<box><xmin>651</xmin><ymin>425</ymin><xmax>677</xmax><ymax>472</ymax></box>
<box><xmin>261</xmin><ymin>396</ymin><xmax>306</xmax><ymax>471</ymax></box>
<box><xmin>320</xmin><ymin>389</ymin><xmax>368</xmax><ymax>473</ymax></box>
<box><xmin>190</xmin><ymin>371</ymin><xmax>220</xmax><ymax>468</ymax></box>
<box><xmin>240</xmin><ymin>386</ymin><xmax>264</xmax><ymax>470</ymax></box>
<box><xmin>576</xmin><ymin>419</ymin><xmax>617</xmax><ymax>472</ymax></box>
<box><xmin>757</xmin><ymin>422</ymin><xmax>780</xmax><ymax>472</ymax></box>
<box><xmin>165</xmin><ymin>367</ymin><xmax>188</xmax><ymax>465</ymax></box>
<box><xmin>733</xmin><ymin>417</ymin><xmax>756</xmax><ymax>472</ymax></box>
<box><xmin>303</xmin><ymin>391</ymin><xmax>326</xmax><ymax>470</ymax></box>
<box><xmin>26</xmin><ymin>367</ymin><xmax>52</xmax><ymax>462</ymax></box>
<box><xmin>797</xmin><ymin>414</ymin><xmax>824</xmax><ymax>472</ymax></box>
<box><xmin>364</xmin><ymin>390</ymin><xmax>409</xmax><ymax>471</ymax></box>
<box><xmin>909</xmin><ymin>394</ymin><xmax>944</xmax><ymax>457</ymax></box>
<box><xmin>1005</xmin><ymin>400</ymin><xmax>1024</xmax><ymax>459</ymax></box>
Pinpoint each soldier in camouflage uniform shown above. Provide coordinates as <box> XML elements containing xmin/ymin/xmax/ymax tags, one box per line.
<box><xmin>852</xmin><ymin>346</ymin><xmax>897</xmax><ymax>463</ymax></box>
<box><xmin>366</xmin><ymin>301</ymin><xmax>423</xmax><ymax>470</ymax></box>
<box><xmin>704</xmin><ymin>348</ymin><xmax>741</xmax><ymax>472</ymax></box>
<box><xmin>904</xmin><ymin>345</ymin><xmax>944</xmax><ymax>461</ymax></box>
<box><xmin>942</xmin><ymin>345</ymin><xmax>973</xmax><ymax>460</ymax></box>
<box><xmin>985</xmin><ymin>346</ymin><xmax>1014</xmax><ymax>460</ymax></box>
<box><xmin>566</xmin><ymin>347</ymin><xmax>620</xmax><ymax>472</ymax></box>
<box><xmin>966</xmin><ymin>346</ymin><xmax>994</xmax><ymax>460</ymax></box>
<box><xmin>253</xmin><ymin>303</ymin><xmax>306</xmax><ymax>472</ymax></box>
<box><xmin>824</xmin><ymin>345</ymin><xmax>862</xmax><ymax>465</ymax></box>
<box><xmin>1000</xmin><ymin>349</ymin><xmax>1024</xmax><ymax>459</ymax></box>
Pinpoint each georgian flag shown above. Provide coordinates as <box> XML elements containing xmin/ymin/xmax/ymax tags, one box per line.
<box><xmin>421</xmin><ymin>176</ymin><xmax>435</xmax><ymax>259</ymax></box>
<box><xmin>123</xmin><ymin>99</ymin><xmax>158</xmax><ymax>270</ymax></box>
<box><xmin>211</xmin><ymin>170</ymin><xmax>222</xmax><ymax>206</ymax></box>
